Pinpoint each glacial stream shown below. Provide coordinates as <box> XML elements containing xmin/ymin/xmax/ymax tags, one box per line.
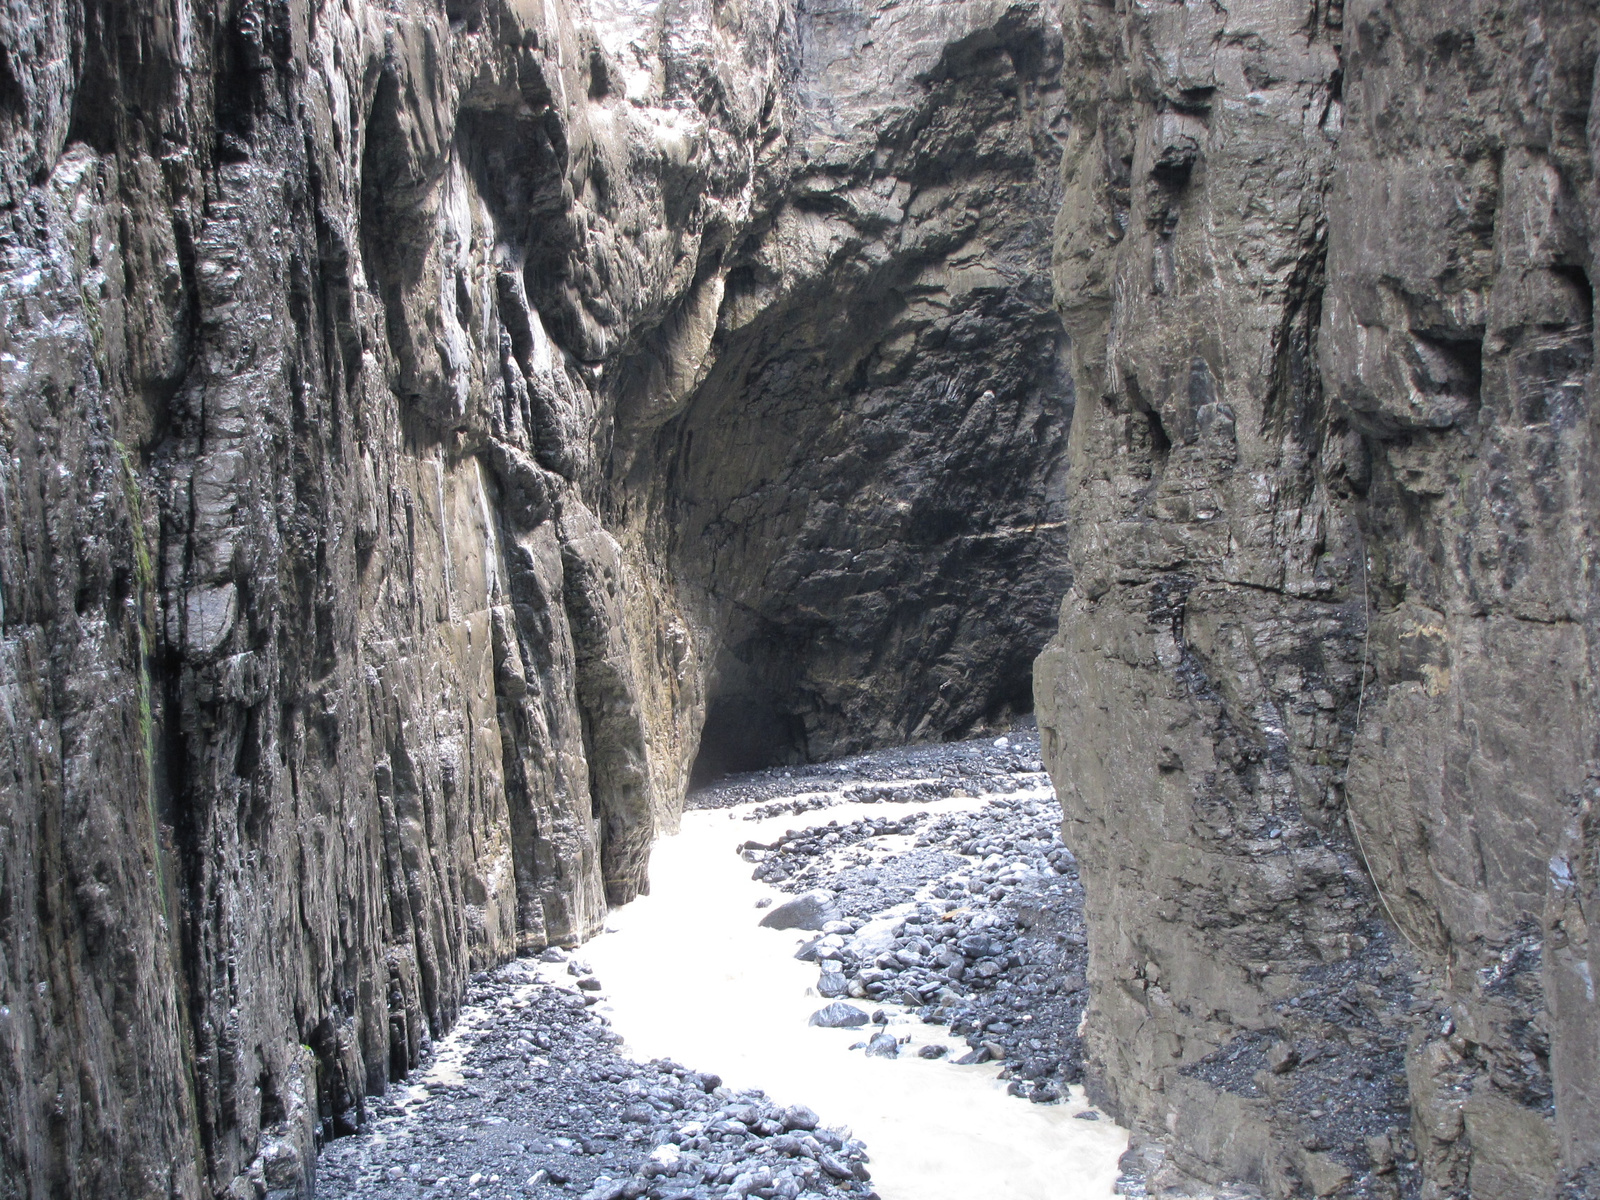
<box><xmin>577</xmin><ymin>790</ymin><xmax>1127</xmax><ymax>1200</ymax></box>
<box><xmin>319</xmin><ymin>736</ymin><xmax>1127</xmax><ymax>1200</ymax></box>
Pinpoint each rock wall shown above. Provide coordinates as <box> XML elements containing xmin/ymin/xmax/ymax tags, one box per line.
<box><xmin>650</xmin><ymin>0</ymin><xmax>1074</xmax><ymax>772</ymax></box>
<box><xmin>0</xmin><ymin>1</ymin><xmax>1074</xmax><ymax>1197</ymax></box>
<box><xmin>1036</xmin><ymin>2</ymin><xmax>1599</xmax><ymax>1197</ymax></box>
<box><xmin>11</xmin><ymin>0</ymin><xmax>1595</xmax><ymax>1197</ymax></box>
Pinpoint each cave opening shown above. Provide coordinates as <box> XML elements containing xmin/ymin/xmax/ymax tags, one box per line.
<box><xmin>688</xmin><ymin>654</ymin><xmax>1041</xmax><ymax>790</ymax></box>
<box><xmin>688</xmin><ymin>690</ymin><xmax>807</xmax><ymax>787</ymax></box>
<box><xmin>984</xmin><ymin>664</ymin><xmax>1037</xmax><ymax>730</ymax></box>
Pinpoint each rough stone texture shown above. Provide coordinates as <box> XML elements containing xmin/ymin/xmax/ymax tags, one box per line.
<box><xmin>11</xmin><ymin>1</ymin><xmax>1595</xmax><ymax>1197</ymax></box>
<box><xmin>0</xmin><ymin>2</ymin><xmax>1073</xmax><ymax>1198</ymax></box>
<box><xmin>653</xmin><ymin>0</ymin><xmax>1075</xmax><ymax>773</ymax></box>
<box><xmin>1037</xmin><ymin>2</ymin><xmax>1599</xmax><ymax>1198</ymax></box>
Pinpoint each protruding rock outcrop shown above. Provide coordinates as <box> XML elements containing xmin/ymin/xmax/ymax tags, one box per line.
<box><xmin>1037</xmin><ymin>2</ymin><xmax>1598</xmax><ymax>1196</ymax></box>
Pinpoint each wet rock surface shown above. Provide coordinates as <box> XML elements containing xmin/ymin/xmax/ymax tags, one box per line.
<box><xmin>317</xmin><ymin>961</ymin><xmax>874</xmax><ymax>1200</ymax></box>
<box><xmin>5</xmin><ymin>0</ymin><xmax>1599</xmax><ymax>1196</ymax></box>
<box><xmin>0</xmin><ymin>3</ymin><xmax>1076</xmax><ymax>1195</ymax></box>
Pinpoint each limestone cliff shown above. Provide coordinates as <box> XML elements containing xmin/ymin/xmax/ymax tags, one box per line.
<box><xmin>0</xmin><ymin>1</ymin><xmax>1071</xmax><ymax>1197</ymax></box>
<box><xmin>1036</xmin><ymin>2</ymin><xmax>1599</xmax><ymax>1197</ymax></box>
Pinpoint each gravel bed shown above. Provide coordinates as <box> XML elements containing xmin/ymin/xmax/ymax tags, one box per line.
<box><xmin>726</xmin><ymin>729</ymin><xmax>1092</xmax><ymax>1104</ymax></box>
<box><xmin>319</xmin><ymin>721</ymin><xmax>1085</xmax><ymax>1198</ymax></box>
<box><xmin>688</xmin><ymin>723</ymin><xmax>1047</xmax><ymax>814</ymax></box>
<box><xmin>317</xmin><ymin>962</ymin><xmax>875</xmax><ymax>1200</ymax></box>
<box><xmin>756</xmin><ymin>808</ymin><xmax>1090</xmax><ymax>1100</ymax></box>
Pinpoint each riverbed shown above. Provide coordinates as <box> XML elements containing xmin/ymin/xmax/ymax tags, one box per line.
<box><xmin>318</xmin><ymin>730</ymin><xmax>1127</xmax><ymax>1200</ymax></box>
<box><xmin>580</xmin><ymin>791</ymin><xmax>1127</xmax><ymax>1200</ymax></box>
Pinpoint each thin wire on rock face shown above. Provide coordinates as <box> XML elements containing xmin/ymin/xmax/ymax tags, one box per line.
<box><xmin>1347</xmin><ymin>534</ymin><xmax>1422</xmax><ymax>957</ymax></box>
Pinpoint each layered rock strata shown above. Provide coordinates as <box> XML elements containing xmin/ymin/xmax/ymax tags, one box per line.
<box><xmin>0</xmin><ymin>2</ymin><xmax>1073</xmax><ymax>1198</ymax></box>
<box><xmin>1037</xmin><ymin>2</ymin><xmax>1599</xmax><ymax>1197</ymax></box>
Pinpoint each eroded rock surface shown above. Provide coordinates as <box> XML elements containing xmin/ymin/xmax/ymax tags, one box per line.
<box><xmin>657</xmin><ymin>0</ymin><xmax>1074</xmax><ymax>769</ymax></box>
<box><xmin>1036</xmin><ymin>2</ymin><xmax>1598</xmax><ymax>1197</ymax></box>
<box><xmin>0</xmin><ymin>1</ymin><xmax>1073</xmax><ymax>1197</ymax></box>
<box><xmin>7</xmin><ymin>1</ymin><xmax>1599</xmax><ymax>1198</ymax></box>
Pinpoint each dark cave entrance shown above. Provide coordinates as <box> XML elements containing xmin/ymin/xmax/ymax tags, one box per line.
<box><xmin>687</xmin><ymin>657</ymin><xmax>1041</xmax><ymax>790</ymax></box>
<box><xmin>984</xmin><ymin>665</ymin><xmax>1037</xmax><ymax>730</ymax></box>
<box><xmin>688</xmin><ymin>691</ymin><xmax>807</xmax><ymax>788</ymax></box>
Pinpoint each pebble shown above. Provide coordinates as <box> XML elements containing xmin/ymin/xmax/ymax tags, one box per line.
<box><xmin>759</xmin><ymin>890</ymin><xmax>840</xmax><ymax>932</ymax></box>
<box><xmin>817</xmin><ymin>973</ymin><xmax>850</xmax><ymax>998</ymax></box>
<box><xmin>864</xmin><ymin>1033</ymin><xmax>899</xmax><ymax>1059</ymax></box>
<box><xmin>782</xmin><ymin>1106</ymin><xmax>820</xmax><ymax>1132</ymax></box>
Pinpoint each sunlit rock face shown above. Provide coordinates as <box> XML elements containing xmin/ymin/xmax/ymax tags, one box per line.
<box><xmin>1036</xmin><ymin>2</ymin><xmax>1599</xmax><ymax>1197</ymax></box>
<box><xmin>0</xmin><ymin>1</ymin><xmax>1073</xmax><ymax>1196</ymax></box>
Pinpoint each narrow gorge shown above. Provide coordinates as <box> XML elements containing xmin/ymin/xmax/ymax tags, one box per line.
<box><xmin>0</xmin><ymin>2</ymin><xmax>1595</xmax><ymax>1199</ymax></box>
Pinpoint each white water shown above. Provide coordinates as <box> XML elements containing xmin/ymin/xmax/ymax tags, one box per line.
<box><xmin>576</xmin><ymin>792</ymin><xmax>1127</xmax><ymax>1200</ymax></box>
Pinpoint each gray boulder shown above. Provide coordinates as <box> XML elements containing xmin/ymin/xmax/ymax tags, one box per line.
<box><xmin>808</xmin><ymin>1003</ymin><xmax>870</xmax><ymax>1030</ymax></box>
<box><xmin>759</xmin><ymin>891</ymin><xmax>838</xmax><ymax>932</ymax></box>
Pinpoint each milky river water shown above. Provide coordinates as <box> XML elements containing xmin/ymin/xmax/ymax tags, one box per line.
<box><xmin>575</xmin><ymin>792</ymin><xmax>1127</xmax><ymax>1200</ymax></box>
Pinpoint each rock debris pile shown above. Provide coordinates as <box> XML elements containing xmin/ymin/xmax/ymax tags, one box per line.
<box><xmin>691</xmin><ymin>729</ymin><xmax>1047</xmax><ymax>817</ymax></box>
<box><xmin>317</xmin><ymin>963</ymin><xmax>875</xmax><ymax>1200</ymax></box>
<box><xmin>725</xmin><ymin>726</ymin><xmax>1094</xmax><ymax>1106</ymax></box>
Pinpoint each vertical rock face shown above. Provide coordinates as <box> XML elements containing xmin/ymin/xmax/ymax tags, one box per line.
<box><xmin>0</xmin><ymin>2</ymin><xmax>1073</xmax><ymax>1197</ymax></box>
<box><xmin>1037</xmin><ymin>2</ymin><xmax>1598</xmax><ymax>1197</ymax></box>
<box><xmin>655</xmin><ymin>0</ymin><xmax>1075</xmax><ymax>771</ymax></box>
<box><xmin>10</xmin><ymin>0</ymin><xmax>1595</xmax><ymax>1196</ymax></box>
